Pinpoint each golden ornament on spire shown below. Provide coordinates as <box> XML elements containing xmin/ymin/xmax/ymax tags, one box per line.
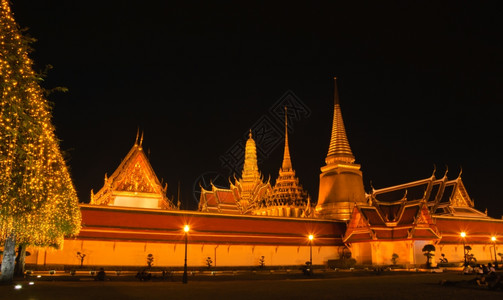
<box><xmin>282</xmin><ymin>106</ymin><xmax>293</xmax><ymax>171</ymax></box>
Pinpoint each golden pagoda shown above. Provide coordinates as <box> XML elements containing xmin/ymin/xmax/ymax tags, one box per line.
<box><xmin>199</xmin><ymin>131</ymin><xmax>272</xmax><ymax>214</ymax></box>
<box><xmin>315</xmin><ymin>77</ymin><xmax>367</xmax><ymax>220</ymax></box>
<box><xmin>256</xmin><ymin>107</ymin><xmax>312</xmax><ymax>217</ymax></box>
<box><xmin>90</xmin><ymin>133</ymin><xmax>177</xmax><ymax>210</ymax></box>
<box><xmin>234</xmin><ymin>130</ymin><xmax>272</xmax><ymax>213</ymax></box>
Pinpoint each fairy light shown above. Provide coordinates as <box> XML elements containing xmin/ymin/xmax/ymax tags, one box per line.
<box><xmin>0</xmin><ymin>0</ymin><xmax>81</xmax><ymax>249</ymax></box>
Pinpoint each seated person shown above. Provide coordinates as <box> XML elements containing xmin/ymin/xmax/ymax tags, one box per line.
<box><xmin>462</xmin><ymin>264</ymin><xmax>472</xmax><ymax>274</ymax></box>
<box><xmin>96</xmin><ymin>268</ymin><xmax>106</xmax><ymax>281</ymax></box>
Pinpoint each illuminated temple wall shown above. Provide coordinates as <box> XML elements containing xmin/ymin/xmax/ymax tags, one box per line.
<box><xmin>349</xmin><ymin>241</ymin><xmax>422</xmax><ymax>266</ymax></box>
<box><xmin>348</xmin><ymin>240</ymin><xmax>499</xmax><ymax>267</ymax></box>
<box><xmin>348</xmin><ymin>216</ymin><xmax>503</xmax><ymax>266</ymax></box>
<box><xmin>23</xmin><ymin>205</ymin><xmax>502</xmax><ymax>267</ymax></box>
<box><xmin>26</xmin><ymin>240</ymin><xmax>339</xmax><ymax>268</ymax></box>
<box><xmin>24</xmin><ymin>205</ymin><xmax>346</xmax><ymax>268</ymax></box>
<box><xmin>25</xmin><ymin>239</ymin><xmax>500</xmax><ymax>268</ymax></box>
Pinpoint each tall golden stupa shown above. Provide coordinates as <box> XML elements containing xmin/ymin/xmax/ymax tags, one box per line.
<box><xmin>315</xmin><ymin>77</ymin><xmax>367</xmax><ymax>220</ymax></box>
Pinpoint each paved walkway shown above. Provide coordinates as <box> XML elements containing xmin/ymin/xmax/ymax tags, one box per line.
<box><xmin>1</xmin><ymin>271</ymin><xmax>502</xmax><ymax>299</ymax></box>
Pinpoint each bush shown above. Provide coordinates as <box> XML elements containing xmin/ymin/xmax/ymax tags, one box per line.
<box><xmin>327</xmin><ymin>258</ymin><xmax>357</xmax><ymax>269</ymax></box>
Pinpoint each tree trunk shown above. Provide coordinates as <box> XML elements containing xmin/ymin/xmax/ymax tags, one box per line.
<box><xmin>14</xmin><ymin>244</ymin><xmax>27</xmax><ymax>277</ymax></box>
<box><xmin>0</xmin><ymin>235</ymin><xmax>16</xmax><ymax>283</ymax></box>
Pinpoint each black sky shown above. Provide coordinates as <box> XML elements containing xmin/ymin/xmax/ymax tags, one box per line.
<box><xmin>10</xmin><ymin>1</ymin><xmax>503</xmax><ymax>218</ymax></box>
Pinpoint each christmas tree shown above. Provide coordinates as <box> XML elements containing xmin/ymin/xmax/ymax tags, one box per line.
<box><xmin>0</xmin><ymin>0</ymin><xmax>81</xmax><ymax>282</ymax></box>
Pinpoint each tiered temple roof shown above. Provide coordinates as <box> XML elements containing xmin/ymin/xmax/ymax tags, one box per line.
<box><xmin>90</xmin><ymin>133</ymin><xmax>177</xmax><ymax>210</ymax></box>
<box><xmin>199</xmin><ymin>132</ymin><xmax>272</xmax><ymax>215</ymax></box>
<box><xmin>370</xmin><ymin>169</ymin><xmax>488</xmax><ymax>219</ymax></box>
<box><xmin>255</xmin><ymin>107</ymin><xmax>312</xmax><ymax>218</ymax></box>
<box><xmin>344</xmin><ymin>169</ymin><xmax>490</xmax><ymax>243</ymax></box>
<box><xmin>344</xmin><ymin>198</ymin><xmax>441</xmax><ymax>243</ymax></box>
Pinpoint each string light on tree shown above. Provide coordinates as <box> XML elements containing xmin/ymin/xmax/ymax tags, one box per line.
<box><xmin>0</xmin><ymin>0</ymin><xmax>81</xmax><ymax>282</ymax></box>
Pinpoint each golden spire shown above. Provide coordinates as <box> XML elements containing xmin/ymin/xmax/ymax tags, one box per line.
<box><xmin>326</xmin><ymin>77</ymin><xmax>355</xmax><ymax>165</ymax></box>
<box><xmin>263</xmin><ymin>107</ymin><xmax>309</xmax><ymax>218</ymax></box>
<box><xmin>242</xmin><ymin>130</ymin><xmax>260</xmax><ymax>182</ymax></box>
<box><xmin>282</xmin><ymin>106</ymin><xmax>292</xmax><ymax>171</ymax></box>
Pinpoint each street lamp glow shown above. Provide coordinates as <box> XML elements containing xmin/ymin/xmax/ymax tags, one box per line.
<box><xmin>183</xmin><ymin>224</ymin><xmax>190</xmax><ymax>284</ymax></box>
<box><xmin>460</xmin><ymin>232</ymin><xmax>467</xmax><ymax>265</ymax></box>
<box><xmin>491</xmin><ymin>236</ymin><xmax>498</xmax><ymax>268</ymax></box>
<box><xmin>308</xmin><ymin>234</ymin><xmax>314</xmax><ymax>274</ymax></box>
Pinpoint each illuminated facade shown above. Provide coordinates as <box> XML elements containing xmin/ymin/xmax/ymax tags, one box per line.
<box><xmin>90</xmin><ymin>133</ymin><xmax>177</xmax><ymax>210</ymax></box>
<box><xmin>24</xmin><ymin>80</ymin><xmax>503</xmax><ymax>268</ymax></box>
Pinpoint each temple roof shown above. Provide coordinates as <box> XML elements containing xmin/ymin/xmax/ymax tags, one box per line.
<box><xmin>434</xmin><ymin>216</ymin><xmax>503</xmax><ymax>244</ymax></box>
<box><xmin>369</xmin><ymin>171</ymin><xmax>489</xmax><ymax>219</ymax></box>
<box><xmin>200</xmin><ymin>186</ymin><xmax>242</xmax><ymax>214</ymax></box>
<box><xmin>344</xmin><ymin>200</ymin><xmax>441</xmax><ymax>243</ymax></box>
<box><xmin>90</xmin><ymin>134</ymin><xmax>176</xmax><ymax>210</ymax></box>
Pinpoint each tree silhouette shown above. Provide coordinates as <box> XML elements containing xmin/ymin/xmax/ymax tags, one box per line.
<box><xmin>422</xmin><ymin>244</ymin><xmax>436</xmax><ymax>268</ymax></box>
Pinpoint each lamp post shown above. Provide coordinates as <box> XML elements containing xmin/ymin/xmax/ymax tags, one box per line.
<box><xmin>182</xmin><ymin>225</ymin><xmax>189</xmax><ymax>284</ymax></box>
<box><xmin>492</xmin><ymin>236</ymin><xmax>498</xmax><ymax>268</ymax></box>
<box><xmin>460</xmin><ymin>232</ymin><xmax>466</xmax><ymax>265</ymax></box>
<box><xmin>308</xmin><ymin>234</ymin><xmax>314</xmax><ymax>268</ymax></box>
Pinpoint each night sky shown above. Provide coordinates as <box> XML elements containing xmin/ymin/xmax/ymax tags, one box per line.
<box><xmin>10</xmin><ymin>2</ymin><xmax>503</xmax><ymax>218</ymax></box>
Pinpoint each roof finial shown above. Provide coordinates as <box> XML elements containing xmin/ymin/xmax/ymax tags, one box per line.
<box><xmin>249</xmin><ymin>129</ymin><xmax>252</xmax><ymax>139</ymax></box>
<box><xmin>135</xmin><ymin>128</ymin><xmax>140</xmax><ymax>145</ymax></box>
<box><xmin>443</xmin><ymin>165</ymin><xmax>448</xmax><ymax>178</ymax></box>
<box><xmin>432</xmin><ymin>164</ymin><xmax>437</xmax><ymax>178</ymax></box>
<box><xmin>457</xmin><ymin>166</ymin><xmax>463</xmax><ymax>179</ymax></box>
<box><xmin>139</xmin><ymin>131</ymin><xmax>144</xmax><ymax>146</ymax></box>
<box><xmin>333</xmin><ymin>77</ymin><xmax>340</xmax><ymax>105</ymax></box>
<box><xmin>282</xmin><ymin>106</ymin><xmax>292</xmax><ymax>170</ymax></box>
